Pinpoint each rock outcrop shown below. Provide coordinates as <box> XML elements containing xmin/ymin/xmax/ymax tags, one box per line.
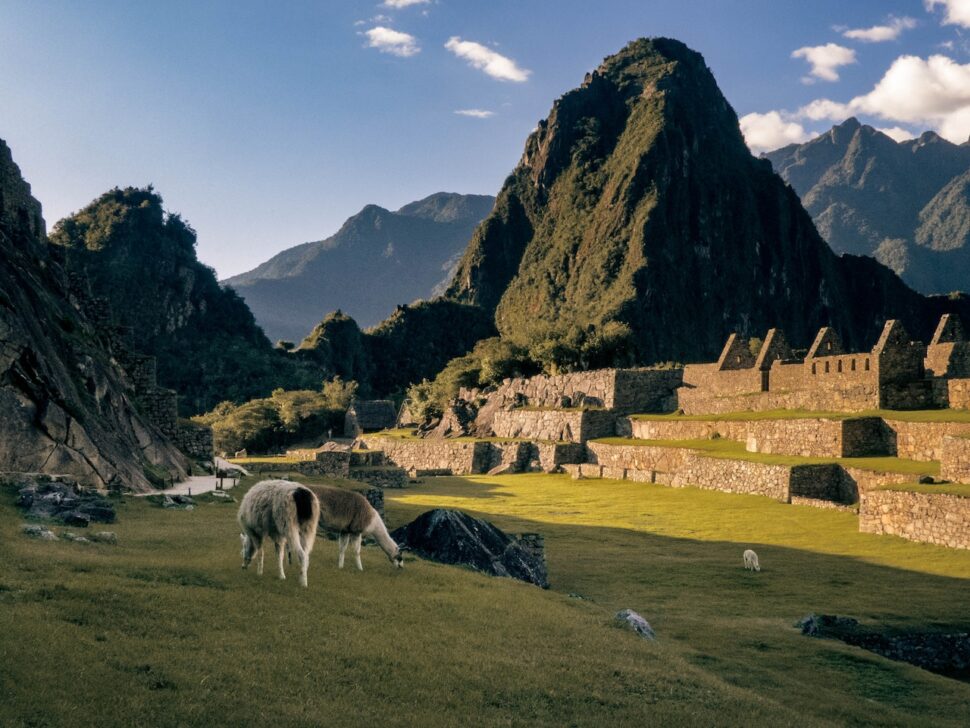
<box><xmin>446</xmin><ymin>38</ymin><xmax>970</xmax><ymax>363</ymax></box>
<box><xmin>391</xmin><ymin>508</ymin><xmax>549</xmax><ymax>587</ymax></box>
<box><xmin>0</xmin><ymin>139</ymin><xmax>188</xmax><ymax>490</ymax></box>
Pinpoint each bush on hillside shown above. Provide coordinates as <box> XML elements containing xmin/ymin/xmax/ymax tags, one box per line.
<box><xmin>193</xmin><ymin>377</ymin><xmax>355</xmax><ymax>454</ymax></box>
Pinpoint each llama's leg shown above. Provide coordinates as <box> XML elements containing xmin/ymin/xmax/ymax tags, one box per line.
<box><xmin>290</xmin><ymin>527</ymin><xmax>309</xmax><ymax>588</ymax></box>
<box><xmin>254</xmin><ymin>536</ymin><xmax>265</xmax><ymax>576</ymax></box>
<box><xmin>338</xmin><ymin>534</ymin><xmax>348</xmax><ymax>569</ymax></box>
<box><xmin>353</xmin><ymin>533</ymin><xmax>363</xmax><ymax>571</ymax></box>
<box><xmin>275</xmin><ymin>539</ymin><xmax>287</xmax><ymax>580</ymax></box>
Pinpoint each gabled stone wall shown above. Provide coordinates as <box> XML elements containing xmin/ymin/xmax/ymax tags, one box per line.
<box><xmin>677</xmin><ymin>320</ymin><xmax>942</xmax><ymax>414</ymax></box>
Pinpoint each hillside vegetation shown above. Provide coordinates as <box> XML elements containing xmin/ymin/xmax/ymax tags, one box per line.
<box><xmin>49</xmin><ymin>188</ymin><xmax>323</xmax><ymax>414</ymax></box>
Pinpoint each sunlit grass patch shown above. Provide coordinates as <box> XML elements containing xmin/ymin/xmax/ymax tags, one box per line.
<box><xmin>592</xmin><ymin>437</ymin><xmax>940</xmax><ymax>475</ymax></box>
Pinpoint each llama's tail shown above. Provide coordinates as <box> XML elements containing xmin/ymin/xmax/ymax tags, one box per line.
<box><xmin>292</xmin><ymin>485</ymin><xmax>319</xmax><ymax>554</ymax></box>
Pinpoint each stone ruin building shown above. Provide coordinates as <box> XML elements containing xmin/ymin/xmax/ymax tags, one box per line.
<box><xmin>678</xmin><ymin>316</ymin><xmax>970</xmax><ymax>415</ymax></box>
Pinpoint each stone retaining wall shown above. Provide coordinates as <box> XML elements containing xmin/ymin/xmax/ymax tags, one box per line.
<box><xmin>941</xmin><ymin>435</ymin><xmax>970</xmax><ymax>482</ymax></box>
<box><xmin>536</xmin><ymin>443</ymin><xmax>586</xmax><ymax>472</ymax></box>
<box><xmin>492</xmin><ymin>408</ymin><xmax>616</xmax><ymax>443</ymax></box>
<box><xmin>946</xmin><ymin>379</ymin><xmax>970</xmax><ymax>409</ymax></box>
<box><xmin>745</xmin><ymin>417</ymin><xmax>890</xmax><ymax>458</ymax></box>
<box><xmin>586</xmin><ymin>441</ymin><xmax>691</xmax><ymax>474</ymax></box>
<box><xmin>244</xmin><ymin>453</ymin><xmax>350</xmax><ymax>478</ymax></box>
<box><xmin>348</xmin><ymin>467</ymin><xmax>408</xmax><ymax>489</ymax></box>
<box><xmin>626</xmin><ymin>418</ymin><xmax>749</xmax><ymax>442</ymax></box>
<box><xmin>581</xmin><ymin>442</ymin><xmax>917</xmax><ymax>504</ymax></box>
<box><xmin>885</xmin><ymin>420</ymin><xmax>970</xmax><ymax>461</ymax></box>
<box><xmin>173</xmin><ymin>421</ymin><xmax>214</xmax><ymax>461</ymax></box>
<box><xmin>366</xmin><ymin>437</ymin><xmax>585</xmax><ymax>476</ymax></box>
<box><xmin>669</xmin><ymin>455</ymin><xmax>793</xmax><ymax>500</ymax></box>
<box><xmin>860</xmin><ymin>489</ymin><xmax>970</xmax><ymax>549</ymax></box>
<box><xmin>367</xmin><ymin>437</ymin><xmax>487</xmax><ymax>475</ymax></box>
<box><xmin>139</xmin><ymin>388</ymin><xmax>179</xmax><ymax>438</ymax></box>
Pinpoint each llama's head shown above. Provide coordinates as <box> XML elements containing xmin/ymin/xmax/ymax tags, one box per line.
<box><xmin>390</xmin><ymin>545</ymin><xmax>406</xmax><ymax>569</ymax></box>
<box><xmin>239</xmin><ymin>533</ymin><xmax>255</xmax><ymax>566</ymax></box>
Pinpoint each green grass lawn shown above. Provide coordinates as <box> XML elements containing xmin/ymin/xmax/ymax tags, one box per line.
<box><xmin>630</xmin><ymin>408</ymin><xmax>970</xmax><ymax>423</ymax></box>
<box><xmin>593</xmin><ymin>437</ymin><xmax>941</xmax><ymax>476</ymax></box>
<box><xmin>878</xmin><ymin>481</ymin><xmax>970</xmax><ymax>498</ymax></box>
<box><xmin>364</xmin><ymin>429</ymin><xmax>545</xmax><ymax>444</ymax></box>
<box><xmin>2</xmin><ymin>474</ymin><xmax>969</xmax><ymax>726</ymax></box>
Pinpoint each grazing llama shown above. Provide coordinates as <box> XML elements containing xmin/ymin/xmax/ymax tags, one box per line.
<box><xmin>743</xmin><ymin>549</ymin><xmax>761</xmax><ymax>572</ymax></box>
<box><xmin>306</xmin><ymin>483</ymin><xmax>403</xmax><ymax>570</ymax></box>
<box><xmin>238</xmin><ymin>479</ymin><xmax>320</xmax><ymax>587</ymax></box>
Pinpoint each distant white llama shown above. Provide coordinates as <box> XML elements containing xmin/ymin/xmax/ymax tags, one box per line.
<box><xmin>306</xmin><ymin>483</ymin><xmax>403</xmax><ymax>570</ymax></box>
<box><xmin>238</xmin><ymin>479</ymin><xmax>320</xmax><ymax>587</ymax></box>
<box><xmin>743</xmin><ymin>549</ymin><xmax>761</xmax><ymax>572</ymax></box>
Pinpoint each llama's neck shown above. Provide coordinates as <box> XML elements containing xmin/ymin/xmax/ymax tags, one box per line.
<box><xmin>367</xmin><ymin>513</ymin><xmax>399</xmax><ymax>558</ymax></box>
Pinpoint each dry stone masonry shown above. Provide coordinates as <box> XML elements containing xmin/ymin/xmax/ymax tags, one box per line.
<box><xmin>860</xmin><ymin>489</ymin><xmax>970</xmax><ymax>549</ymax></box>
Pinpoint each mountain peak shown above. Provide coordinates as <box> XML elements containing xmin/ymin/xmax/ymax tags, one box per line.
<box><xmin>446</xmin><ymin>38</ymin><xmax>964</xmax><ymax>363</ymax></box>
<box><xmin>222</xmin><ymin>193</ymin><xmax>494</xmax><ymax>340</ymax></box>
<box><xmin>396</xmin><ymin>192</ymin><xmax>495</xmax><ymax>224</ymax></box>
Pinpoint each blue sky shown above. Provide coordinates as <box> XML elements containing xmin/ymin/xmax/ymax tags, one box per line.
<box><xmin>2</xmin><ymin>0</ymin><xmax>969</xmax><ymax>277</ymax></box>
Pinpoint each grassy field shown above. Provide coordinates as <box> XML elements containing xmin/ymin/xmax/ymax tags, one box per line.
<box><xmin>2</xmin><ymin>474</ymin><xmax>969</xmax><ymax>726</ymax></box>
<box><xmin>593</xmin><ymin>437</ymin><xmax>941</xmax><ymax>476</ymax></box>
<box><xmin>878</xmin><ymin>481</ymin><xmax>970</xmax><ymax>498</ymax></box>
<box><xmin>630</xmin><ymin>408</ymin><xmax>970</xmax><ymax>423</ymax></box>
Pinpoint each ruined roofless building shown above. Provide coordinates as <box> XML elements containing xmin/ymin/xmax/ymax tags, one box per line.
<box><xmin>677</xmin><ymin>317</ymin><xmax>969</xmax><ymax>415</ymax></box>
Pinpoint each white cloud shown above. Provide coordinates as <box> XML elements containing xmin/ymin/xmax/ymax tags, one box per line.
<box><xmin>739</xmin><ymin>111</ymin><xmax>816</xmax><ymax>153</ymax></box>
<box><xmin>797</xmin><ymin>98</ymin><xmax>852</xmax><ymax>121</ymax></box>
<box><xmin>926</xmin><ymin>0</ymin><xmax>970</xmax><ymax>28</ymax></box>
<box><xmin>792</xmin><ymin>43</ymin><xmax>857</xmax><ymax>82</ymax></box>
<box><xmin>444</xmin><ymin>37</ymin><xmax>531</xmax><ymax>82</ymax></box>
<box><xmin>794</xmin><ymin>54</ymin><xmax>970</xmax><ymax>143</ymax></box>
<box><xmin>454</xmin><ymin>109</ymin><xmax>495</xmax><ymax>118</ymax></box>
<box><xmin>842</xmin><ymin>16</ymin><xmax>917</xmax><ymax>42</ymax></box>
<box><xmin>363</xmin><ymin>26</ymin><xmax>420</xmax><ymax>57</ymax></box>
<box><xmin>382</xmin><ymin>0</ymin><xmax>429</xmax><ymax>7</ymax></box>
<box><xmin>877</xmin><ymin>126</ymin><xmax>918</xmax><ymax>141</ymax></box>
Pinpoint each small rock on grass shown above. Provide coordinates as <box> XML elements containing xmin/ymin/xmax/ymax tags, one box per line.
<box><xmin>796</xmin><ymin>613</ymin><xmax>859</xmax><ymax>637</ymax></box>
<box><xmin>90</xmin><ymin>531</ymin><xmax>118</xmax><ymax>544</ymax></box>
<box><xmin>22</xmin><ymin>524</ymin><xmax>57</xmax><ymax>540</ymax></box>
<box><xmin>61</xmin><ymin>532</ymin><xmax>90</xmax><ymax>543</ymax></box>
<box><xmin>615</xmin><ymin>609</ymin><xmax>656</xmax><ymax>640</ymax></box>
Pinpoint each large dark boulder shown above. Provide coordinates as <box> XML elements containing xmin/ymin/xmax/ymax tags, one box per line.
<box><xmin>391</xmin><ymin>509</ymin><xmax>548</xmax><ymax>588</ymax></box>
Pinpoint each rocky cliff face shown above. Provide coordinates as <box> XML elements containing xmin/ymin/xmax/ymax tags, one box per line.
<box><xmin>764</xmin><ymin>119</ymin><xmax>970</xmax><ymax>294</ymax></box>
<box><xmin>224</xmin><ymin>192</ymin><xmax>495</xmax><ymax>342</ymax></box>
<box><xmin>0</xmin><ymin>139</ymin><xmax>187</xmax><ymax>491</ymax></box>
<box><xmin>446</xmin><ymin>39</ymin><xmax>970</xmax><ymax>361</ymax></box>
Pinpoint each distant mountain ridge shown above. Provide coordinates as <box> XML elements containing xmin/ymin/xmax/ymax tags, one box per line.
<box><xmin>224</xmin><ymin>192</ymin><xmax>495</xmax><ymax>342</ymax></box>
<box><xmin>764</xmin><ymin>119</ymin><xmax>970</xmax><ymax>294</ymax></box>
